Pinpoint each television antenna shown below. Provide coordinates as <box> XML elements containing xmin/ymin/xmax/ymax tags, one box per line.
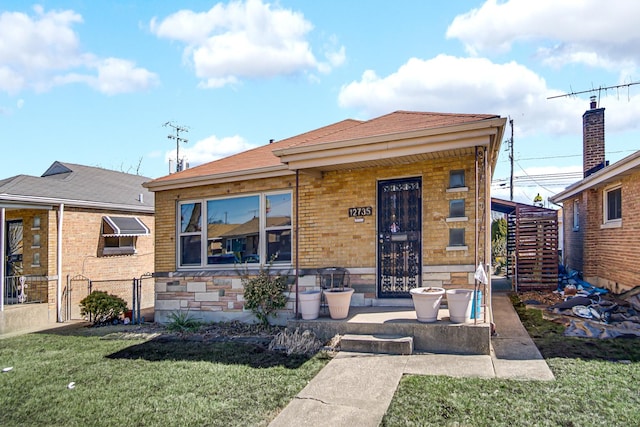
<box><xmin>164</xmin><ymin>121</ymin><xmax>189</xmax><ymax>173</ymax></box>
<box><xmin>547</xmin><ymin>81</ymin><xmax>640</xmax><ymax>105</ymax></box>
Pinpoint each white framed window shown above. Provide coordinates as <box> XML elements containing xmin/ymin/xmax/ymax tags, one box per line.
<box><xmin>178</xmin><ymin>191</ymin><xmax>292</xmax><ymax>268</ymax></box>
<box><xmin>603</xmin><ymin>184</ymin><xmax>622</xmax><ymax>227</ymax></box>
<box><xmin>572</xmin><ymin>199</ymin><xmax>580</xmax><ymax>231</ymax></box>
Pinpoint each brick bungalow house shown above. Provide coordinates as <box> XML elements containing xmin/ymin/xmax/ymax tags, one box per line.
<box><xmin>550</xmin><ymin>100</ymin><xmax>640</xmax><ymax>293</ymax></box>
<box><xmin>144</xmin><ymin>111</ymin><xmax>506</xmax><ymax>325</ymax></box>
<box><xmin>0</xmin><ymin>162</ymin><xmax>155</xmax><ymax>334</ymax></box>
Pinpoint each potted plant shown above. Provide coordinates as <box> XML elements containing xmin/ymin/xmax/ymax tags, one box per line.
<box><xmin>319</xmin><ymin>267</ymin><xmax>353</xmax><ymax>320</ymax></box>
<box><xmin>298</xmin><ymin>289</ymin><xmax>322</xmax><ymax>320</ymax></box>
<box><xmin>323</xmin><ymin>287</ymin><xmax>354</xmax><ymax>319</ymax></box>
<box><xmin>410</xmin><ymin>287</ymin><xmax>445</xmax><ymax>323</ymax></box>
<box><xmin>445</xmin><ymin>289</ymin><xmax>474</xmax><ymax>323</ymax></box>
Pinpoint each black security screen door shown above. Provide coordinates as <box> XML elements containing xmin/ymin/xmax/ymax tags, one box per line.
<box><xmin>377</xmin><ymin>177</ymin><xmax>422</xmax><ymax>297</ymax></box>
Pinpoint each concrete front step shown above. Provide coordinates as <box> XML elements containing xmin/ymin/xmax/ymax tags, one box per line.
<box><xmin>340</xmin><ymin>334</ymin><xmax>413</xmax><ymax>355</ymax></box>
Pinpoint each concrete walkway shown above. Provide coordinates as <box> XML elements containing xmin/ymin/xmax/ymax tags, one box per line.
<box><xmin>269</xmin><ymin>292</ymin><xmax>554</xmax><ymax>427</ymax></box>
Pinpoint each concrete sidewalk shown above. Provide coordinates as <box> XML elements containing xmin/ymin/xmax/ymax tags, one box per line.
<box><xmin>269</xmin><ymin>292</ymin><xmax>554</xmax><ymax>427</ymax></box>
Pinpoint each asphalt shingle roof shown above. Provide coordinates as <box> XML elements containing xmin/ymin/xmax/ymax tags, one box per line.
<box><xmin>0</xmin><ymin>161</ymin><xmax>154</xmax><ymax>211</ymax></box>
<box><xmin>148</xmin><ymin>110</ymin><xmax>500</xmax><ymax>185</ymax></box>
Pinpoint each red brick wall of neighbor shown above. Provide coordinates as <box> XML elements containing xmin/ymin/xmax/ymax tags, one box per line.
<box><xmin>582</xmin><ymin>173</ymin><xmax>640</xmax><ymax>293</ymax></box>
<box><xmin>562</xmin><ymin>194</ymin><xmax>584</xmax><ymax>273</ymax></box>
<box><xmin>583</xmin><ymin>108</ymin><xmax>605</xmax><ymax>174</ymax></box>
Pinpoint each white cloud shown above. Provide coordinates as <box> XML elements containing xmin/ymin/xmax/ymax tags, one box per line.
<box><xmin>150</xmin><ymin>0</ymin><xmax>344</xmax><ymax>87</ymax></box>
<box><xmin>446</xmin><ymin>0</ymin><xmax>640</xmax><ymax>73</ymax></box>
<box><xmin>338</xmin><ymin>55</ymin><xmax>640</xmax><ymax>138</ymax></box>
<box><xmin>165</xmin><ymin>134</ymin><xmax>259</xmax><ymax>168</ymax></box>
<box><xmin>0</xmin><ymin>6</ymin><xmax>158</xmax><ymax>95</ymax></box>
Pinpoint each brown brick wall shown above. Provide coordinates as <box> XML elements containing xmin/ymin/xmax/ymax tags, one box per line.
<box><xmin>154</xmin><ymin>155</ymin><xmax>485</xmax><ymax>272</ymax></box>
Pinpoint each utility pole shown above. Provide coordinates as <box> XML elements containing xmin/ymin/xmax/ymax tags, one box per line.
<box><xmin>509</xmin><ymin>118</ymin><xmax>514</xmax><ymax>201</ymax></box>
<box><xmin>164</xmin><ymin>122</ymin><xmax>189</xmax><ymax>173</ymax></box>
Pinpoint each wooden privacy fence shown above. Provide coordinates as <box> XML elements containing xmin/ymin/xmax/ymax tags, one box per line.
<box><xmin>507</xmin><ymin>205</ymin><xmax>559</xmax><ymax>290</ymax></box>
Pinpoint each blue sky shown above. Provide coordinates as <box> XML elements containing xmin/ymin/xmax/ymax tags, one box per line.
<box><xmin>2</xmin><ymin>0</ymin><xmax>640</xmax><ymax>206</ymax></box>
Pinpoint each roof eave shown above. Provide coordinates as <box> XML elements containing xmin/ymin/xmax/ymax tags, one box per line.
<box><xmin>0</xmin><ymin>194</ymin><xmax>153</xmax><ymax>213</ymax></box>
<box><xmin>143</xmin><ymin>165</ymin><xmax>294</xmax><ymax>192</ymax></box>
<box><xmin>275</xmin><ymin>118</ymin><xmax>506</xmax><ymax>170</ymax></box>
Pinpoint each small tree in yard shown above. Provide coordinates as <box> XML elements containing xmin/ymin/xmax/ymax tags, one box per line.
<box><xmin>80</xmin><ymin>291</ymin><xmax>128</xmax><ymax>325</ymax></box>
<box><xmin>241</xmin><ymin>264</ymin><xmax>289</xmax><ymax>327</ymax></box>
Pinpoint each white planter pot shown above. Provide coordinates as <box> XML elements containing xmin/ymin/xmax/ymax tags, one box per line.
<box><xmin>299</xmin><ymin>290</ymin><xmax>321</xmax><ymax>320</ymax></box>
<box><xmin>446</xmin><ymin>289</ymin><xmax>474</xmax><ymax>323</ymax></box>
<box><xmin>410</xmin><ymin>287</ymin><xmax>445</xmax><ymax>323</ymax></box>
<box><xmin>323</xmin><ymin>288</ymin><xmax>354</xmax><ymax>320</ymax></box>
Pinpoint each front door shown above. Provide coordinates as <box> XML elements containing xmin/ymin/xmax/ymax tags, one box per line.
<box><xmin>377</xmin><ymin>178</ymin><xmax>422</xmax><ymax>297</ymax></box>
<box><xmin>6</xmin><ymin>220</ymin><xmax>23</xmax><ymax>277</ymax></box>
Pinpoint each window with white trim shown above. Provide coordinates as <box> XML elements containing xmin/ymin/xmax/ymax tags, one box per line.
<box><xmin>604</xmin><ymin>185</ymin><xmax>622</xmax><ymax>225</ymax></box>
<box><xmin>178</xmin><ymin>191</ymin><xmax>292</xmax><ymax>268</ymax></box>
<box><xmin>448</xmin><ymin>228</ymin><xmax>465</xmax><ymax>246</ymax></box>
<box><xmin>572</xmin><ymin>199</ymin><xmax>579</xmax><ymax>231</ymax></box>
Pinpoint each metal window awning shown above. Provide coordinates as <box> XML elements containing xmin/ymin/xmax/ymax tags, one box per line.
<box><xmin>102</xmin><ymin>216</ymin><xmax>150</xmax><ymax>237</ymax></box>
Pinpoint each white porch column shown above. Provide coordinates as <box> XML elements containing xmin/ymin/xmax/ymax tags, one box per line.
<box><xmin>56</xmin><ymin>203</ymin><xmax>64</xmax><ymax>322</ymax></box>
<box><xmin>1</xmin><ymin>207</ymin><xmax>5</xmax><ymax>311</ymax></box>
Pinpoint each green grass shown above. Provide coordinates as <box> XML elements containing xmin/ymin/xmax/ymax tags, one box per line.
<box><xmin>382</xmin><ymin>294</ymin><xmax>640</xmax><ymax>427</ymax></box>
<box><xmin>0</xmin><ymin>326</ymin><xmax>328</xmax><ymax>427</ymax></box>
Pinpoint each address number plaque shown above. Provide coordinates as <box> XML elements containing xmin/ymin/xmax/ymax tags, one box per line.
<box><xmin>348</xmin><ymin>206</ymin><xmax>373</xmax><ymax>217</ymax></box>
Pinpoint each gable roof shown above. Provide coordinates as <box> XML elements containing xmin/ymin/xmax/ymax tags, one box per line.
<box><xmin>550</xmin><ymin>150</ymin><xmax>640</xmax><ymax>203</ymax></box>
<box><xmin>144</xmin><ymin>110</ymin><xmax>505</xmax><ymax>191</ymax></box>
<box><xmin>0</xmin><ymin>161</ymin><xmax>154</xmax><ymax>212</ymax></box>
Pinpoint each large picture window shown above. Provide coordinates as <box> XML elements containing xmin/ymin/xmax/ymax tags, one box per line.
<box><xmin>178</xmin><ymin>192</ymin><xmax>292</xmax><ymax>268</ymax></box>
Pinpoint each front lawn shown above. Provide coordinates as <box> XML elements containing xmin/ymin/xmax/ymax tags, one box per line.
<box><xmin>382</xmin><ymin>293</ymin><xmax>640</xmax><ymax>426</ymax></box>
<box><xmin>0</xmin><ymin>325</ymin><xmax>327</xmax><ymax>427</ymax></box>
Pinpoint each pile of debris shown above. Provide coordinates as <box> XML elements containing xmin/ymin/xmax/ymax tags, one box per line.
<box><xmin>544</xmin><ymin>270</ymin><xmax>640</xmax><ymax>339</ymax></box>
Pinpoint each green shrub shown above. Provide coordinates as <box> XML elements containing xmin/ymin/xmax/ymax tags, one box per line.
<box><xmin>166</xmin><ymin>310</ymin><xmax>202</xmax><ymax>332</ymax></box>
<box><xmin>79</xmin><ymin>291</ymin><xmax>127</xmax><ymax>325</ymax></box>
<box><xmin>241</xmin><ymin>264</ymin><xmax>289</xmax><ymax>326</ymax></box>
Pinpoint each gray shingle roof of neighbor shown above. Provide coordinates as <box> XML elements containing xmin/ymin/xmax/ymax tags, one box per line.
<box><xmin>0</xmin><ymin>161</ymin><xmax>154</xmax><ymax>212</ymax></box>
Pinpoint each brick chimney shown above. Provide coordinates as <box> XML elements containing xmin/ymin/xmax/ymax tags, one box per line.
<box><xmin>583</xmin><ymin>96</ymin><xmax>605</xmax><ymax>177</ymax></box>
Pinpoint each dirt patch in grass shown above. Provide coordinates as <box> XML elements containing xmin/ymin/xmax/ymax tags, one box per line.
<box><xmin>510</xmin><ymin>292</ymin><xmax>640</xmax><ymax>362</ymax></box>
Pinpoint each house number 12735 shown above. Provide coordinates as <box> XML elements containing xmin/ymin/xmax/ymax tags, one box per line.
<box><xmin>348</xmin><ymin>206</ymin><xmax>373</xmax><ymax>217</ymax></box>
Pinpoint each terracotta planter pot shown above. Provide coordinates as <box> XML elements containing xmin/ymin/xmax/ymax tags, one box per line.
<box><xmin>410</xmin><ymin>287</ymin><xmax>445</xmax><ymax>323</ymax></box>
<box><xmin>323</xmin><ymin>288</ymin><xmax>354</xmax><ymax>319</ymax></box>
<box><xmin>446</xmin><ymin>289</ymin><xmax>473</xmax><ymax>323</ymax></box>
<box><xmin>299</xmin><ymin>290</ymin><xmax>321</xmax><ymax>320</ymax></box>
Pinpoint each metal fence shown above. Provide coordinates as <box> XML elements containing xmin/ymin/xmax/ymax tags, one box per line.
<box><xmin>2</xmin><ymin>275</ymin><xmax>52</xmax><ymax>305</ymax></box>
<box><xmin>62</xmin><ymin>274</ymin><xmax>154</xmax><ymax>324</ymax></box>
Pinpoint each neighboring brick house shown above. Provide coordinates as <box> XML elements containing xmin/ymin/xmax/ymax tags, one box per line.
<box><xmin>0</xmin><ymin>162</ymin><xmax>155</xmax><ymax>334</ymax></box>
<box><xmin>144</xmin><ymin>111</ymin><xmax>506</xmax><ymax>324</ymax></box>
<box><xmin>551</xmin><ymin>99</ymin><xmax>640</xmax><ymax>293</ymax></box>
